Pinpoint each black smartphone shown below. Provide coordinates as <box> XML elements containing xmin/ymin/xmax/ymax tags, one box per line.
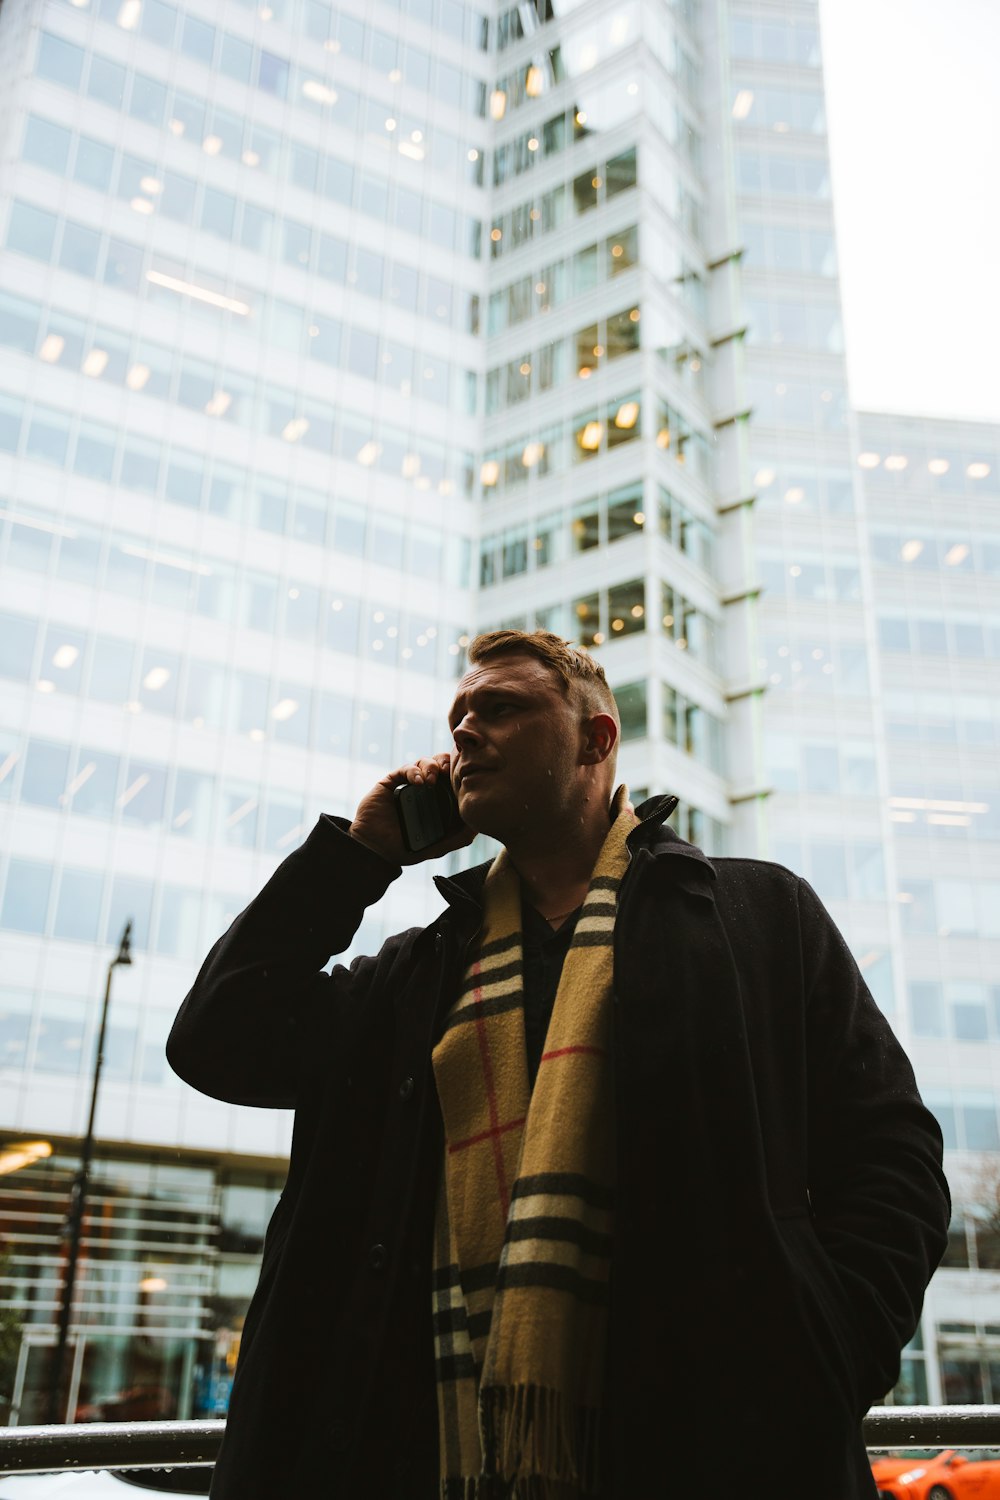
<box><xmin>394</xmin><ymin>776</ymin><xmax>464</xmax><ymax>853</ymax></box>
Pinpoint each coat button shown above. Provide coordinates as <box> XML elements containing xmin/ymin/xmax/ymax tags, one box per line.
<box><xmin>328</xmin><ymin>1417</ymin><xmax>351</xmax><ymax>1450</ymax></box>
<box><xmin>399</xmin><ymin>1076</ymin><xmax>414</xmax><ymax>1101</ymax></box>
<box><xmin>368</xmin><ymin>1242</ymin><xmax>388</xmax><ymax>1271</ymax></box>
<box><xmin>434</xmin><ymin>933</ymin><xmax>443</xmax><ymax>955</ymax></box>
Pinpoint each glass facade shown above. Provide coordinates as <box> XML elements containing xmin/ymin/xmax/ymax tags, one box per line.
<box><xmin>0</xmin><ymin>0</ymin><xmax>996</xmax><ymax>1424</ymax></box>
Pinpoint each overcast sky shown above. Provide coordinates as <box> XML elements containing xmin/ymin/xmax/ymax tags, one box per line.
<box><xmin>817</xmin><ymin>0</ymin><xmax>1000</xmax><ymax>423</ymax></box>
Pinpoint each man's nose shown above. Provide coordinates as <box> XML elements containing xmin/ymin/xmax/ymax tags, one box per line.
<box><xmin>452</xmin><ymin>718</ymin><xmax>481</xmax><ymax>749</ymax></box>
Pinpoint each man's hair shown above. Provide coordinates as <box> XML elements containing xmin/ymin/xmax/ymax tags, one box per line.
<box><xmin>466</xmin><ymin>630</ymin><xmax>620</xmax><ymax>729</ymax></box>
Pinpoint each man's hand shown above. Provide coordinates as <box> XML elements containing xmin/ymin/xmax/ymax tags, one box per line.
<box><xmin>349</xmin><ymin>753</ymin><xmax>476</xmax><ymax>867</ymax></box>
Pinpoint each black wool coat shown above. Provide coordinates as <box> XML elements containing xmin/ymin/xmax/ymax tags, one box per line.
<box><xmin>167</xmin><ymin>797</ymin><xmax>950</xmax><ymax>1500</ymax></box>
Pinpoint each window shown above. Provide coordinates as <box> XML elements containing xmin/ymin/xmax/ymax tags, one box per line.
<box><xmin>36</xmin><ymin>32</ymin><xmax>84</xmax><ymax>87</ymax></box>
<box><xmin>1</xmin><ymin>858</ymin><xmax>51</xmax><ymax>933</ymax></box>
<box><xmin>7</xmin><ymin>200</ymin><xmax>57</xmax><ymax>261</ymax></box>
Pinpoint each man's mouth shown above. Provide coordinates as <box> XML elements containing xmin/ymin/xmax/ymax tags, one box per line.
<box><xmin>458</xmin><ymin>765</ymin><xmax>493</xmax><ymax>784</ymax></box>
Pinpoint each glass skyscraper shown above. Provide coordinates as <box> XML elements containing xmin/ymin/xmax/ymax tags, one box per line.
<box><xmin>0</xmin><ymin>0</ymin><xmax>997</xmax><ymax>1427</ymax></box>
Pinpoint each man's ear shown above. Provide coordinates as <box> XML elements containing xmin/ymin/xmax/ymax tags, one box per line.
<box><xmin>580</xmin><ymin>713</ymin><xmax>618</xmax><ymax>765</ymax></box>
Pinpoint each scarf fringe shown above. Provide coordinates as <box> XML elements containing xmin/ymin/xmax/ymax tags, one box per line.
<box><xmin>479</xmin><ymin>1384</ymin><xmax>601</xmax><ymax>1494</ymax></box>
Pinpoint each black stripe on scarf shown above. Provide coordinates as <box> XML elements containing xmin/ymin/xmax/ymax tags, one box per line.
<box><xmin>511</xmin><ymin>1173</ymin><xmax>614</xmax><ymax>1208</ymax></box>
<box><xmin>504</xmin><ymin>1216</ymin><xmax>612</xmax><ymax>1257</ymax></box>
<box><xmin>495</xmin><ymin>1261</ymin><xmax>610</xmax><ymax>1304</ymax></box>
<box><xmin>441</xmin><ymin>991</ymin><xmax>523</xmax><ymax>1032</ymax></box>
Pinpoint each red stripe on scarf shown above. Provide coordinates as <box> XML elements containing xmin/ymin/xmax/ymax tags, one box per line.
<box><xmin>540</xmin><ymin>1044</ymin><xmax>607</xmax><ymax>1063</ymax></box>
<box><xmin>472</xmin><ymin>964</ymin><xmax>516</xmax><ymax>1217</ymax></box>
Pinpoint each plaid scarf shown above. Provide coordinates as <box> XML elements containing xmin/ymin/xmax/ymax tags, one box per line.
<box><xmin>431</xmin><ymin>786</ymin><xmax>637</xmax><ymax>1499</ymax></box>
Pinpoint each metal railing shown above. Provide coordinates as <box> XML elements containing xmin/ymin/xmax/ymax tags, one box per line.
<box><xmin>3</xmin><ymin>1410</ymin><xmax>1000</xmax><ymax>1476</ymax></box>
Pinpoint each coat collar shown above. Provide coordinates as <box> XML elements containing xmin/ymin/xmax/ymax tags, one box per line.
<box><xmin>432</xmin><ymin>793</ymin><xmax>715</xmax><ymax>914</ymax></box>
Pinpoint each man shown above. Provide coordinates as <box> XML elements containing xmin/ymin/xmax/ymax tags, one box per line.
<box><xmin>168</xmin><ymin>630</ymin><xmax>949</xmax><ymax>1500</ymax></box>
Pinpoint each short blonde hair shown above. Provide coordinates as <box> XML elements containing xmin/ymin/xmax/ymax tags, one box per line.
<box><xmin>466</xmin><ymin>629</ymin><xmax>620</xmax><ymax>729</ymax></box>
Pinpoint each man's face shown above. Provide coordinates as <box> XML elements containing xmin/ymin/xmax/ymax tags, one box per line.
<box><xmin>447</xmin><ymin>653</ymin><xmax>586</xmax><ymax>840</ymax></box>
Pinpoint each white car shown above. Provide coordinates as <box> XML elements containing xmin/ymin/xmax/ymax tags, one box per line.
<box><xmin>0</xmin><ymin>1472</ymin><xmax>210</xmax><ymax>1496</ymax></box>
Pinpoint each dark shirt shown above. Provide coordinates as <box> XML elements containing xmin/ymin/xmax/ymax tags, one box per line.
<box><xmin>521</xmin><ymin>897</ymin><xmax>582</xmax><ymax>1088</ymax></box>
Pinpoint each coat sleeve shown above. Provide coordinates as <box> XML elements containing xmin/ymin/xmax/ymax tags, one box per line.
<box><xmin>798</xmin><ymin>876</ymin><xmax>951</xmax><ymax>1403</ymax></box>
<box><xmin>166</xmin><ymin>814</ymin><xmax>405</xmax><ymax>1109</ymax></box>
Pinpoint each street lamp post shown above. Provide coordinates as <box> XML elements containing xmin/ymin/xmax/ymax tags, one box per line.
<box><xmin>47</xmin><ymin>920</ymin><xmax>133</xmax><ymax>1425</ymax></box>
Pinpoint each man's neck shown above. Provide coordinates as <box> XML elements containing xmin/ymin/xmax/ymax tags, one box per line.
<box><xmin>507</xmin><ymin>807</ymin><xmax>612</xmax><ymax>924</ymax></box>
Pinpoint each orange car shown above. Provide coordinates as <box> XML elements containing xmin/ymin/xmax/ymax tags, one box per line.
<box><xmin>872</xmin><ymin>1448</ymin><xmax>1000</xmax><ymax>1499</ymax></box>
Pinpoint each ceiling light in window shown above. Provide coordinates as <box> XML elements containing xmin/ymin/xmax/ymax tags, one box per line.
<box><xmin>139</xmin><ymin>176</ymin><xmax>162</xmax><ymax>195</ymax></box>
<box><xmin>283</xmin><ymin>417</ymin><xmax>310</xmax><ymax>443</ymax></box>
<box><xmin>525</xmin><ymin>65</ymin><xmax>543</xmax><ymax>96</ymax></box>
<box><xmin>857</xmin><ymin>452</ymin><xmax>880</xmax><ymax>468</ymax></box>
<box><xmin>490</xmin><ymin>227</ymin><xmax>502</xmax><ymax>241</ymax></box>
<box><xmin>773</xmin><ymin>121</ymin><xmax>790</xmax><ymax>133</ymax></box>
<box><xmin>324</xmin><ymin>37</ymin><xmax>340</xmax><ymax>50</ymax></box>
<box><xmin>130</xmin><ymin>196</ymin><xmax>155</xmax><ymax>214</ymax></box>
<box><xmin>410</xmin><ymin>129</ymin><xmax>423</xmax><ymax>143</ymax></box>
<box><xmin>968</xmin><ymin>462</ymin><xmax>991</xmax><ymax>479</ymax></box>
<box><xmin>579</xmin><ymin>420</ymin><xmax>603</xmax><ymax>450</ymax></box>
<box><xmin>272</xmin><ymin>698</ymin><xmax>300</xmax><ymax>720</ymax></box>
<box><xmin>788</xmin><ymin>565</ymin><xmax>801</xmax><ymax>577</ymax></box>
<box><xmin>259</xmin><ymin>5</ymin><xmax>273</xmax><ymax>17</ymax></box>
<box><xmin>614</xmin><ymin>401</ymin><xmax>639</xmax><ymax>429</ymax></box>
<box><xmin>928</xmin><ymin>458</ymin><xmax>950</xmax><ymax>475</ymax></box>
<box><xmin>611</xmin><ymin>618</ymin><xmax>624</xmax><ymax>631</ymax></box>
<box><xmin>656</xmin><ymin>428</ymin><xmax>671</xmax><ymax>449</ymax></box>
<box><xmin>226</xmin><ymin>796</ymin><xmax>258</xmax><ymax>826</ymax></box>
<box><xmin>143</xmin><ymin>666</ymin><xmax>171</xmax><ymax>691</ymax></box>
<box><xmin>146</xmin><ymin>270</ymin><xmax>250</xmax><ymax>315</ymax></box>
<box><xmin>388</xmin><ymin>67</ymin><xmax>402</xmax><ymax>82</ymax></box>
<box><xmin>202</xmin><ymin>134</ymin><xmax>223</xmax><ymax>155</ymax></box>
<box><xmin>732</xmin><ymin>89</ymin><xmax>754</xmax><ymax>120</ymax></box>
<box><xmin>402</xmin><ymin>454</ymin><xmax>421</xmax><ymax>478</ymax></box>
<box><xmin>627</xmin><ymin>81</ymin><xmax>639</xmax><ymax>96</ymax></box>
<box><xmin>535</xmin><ymin>281</ymin><xmax>546</xmax><ymax>293</ymax></box>
<box><xmin>575</xmin><ymin>110</ymin><xmax>587</xmax><ymax>125</ymax></box>
<box><xmin>468</xmin><ymin>148</ymin><xmax>479</xmax><ymax>162</ymax></box>
<box><xmin>528</xmin><ymin>137</ymin><xmax>539</xmax><ymax>151</ymax></box>
<box><xmin>39</xmin><ymin>334</ymin><xmax>65</xmax><ymax>363</ymax></box>
<box><xmin>36</xmin><ymin>679</ymin><xmax>56</xmax><ymax>693</ymax></box>
<box><xmin>784</xmin><ymin>486</ymin><xmax>804</xmax><ymax>503</ymax></box>
<box><xmin>288</xmin><ymin>588</ymin><xmax>300</xmax><ymax>599</ymax></box>
<box><xmin>173</xmin><ymin>807</ymin><xmax>193</xmax><ymax>827</ymax></box>
<box><xmin>629</xmin><ymin>309</ymin><xmax>640</xmax><ymax>323</ymax></box>
<box><xmin>522</xmin><ymin>442</ymin><xmax>544</xmax><ymax>467</ymax></box>
<box><xmin>117</xmin><ymin>0</ymin><xmax>140</xmax><ymax>26</ymax></box>
<box><xmin>490</xmin><ymin>90</ymin><xmax>507</xmax><ymax>120</ymax></box>
<box><xmin>398</xmin><ymin>140</ymin><xmax>424</xmax><ymax>161</ymax></box>
<box><xmin>118</xmin><ymin>773</ymin><xmax>150</xmax><ymax>807</ymax></box>
<box><xmin>140</xmin><ymin>1275</ymin><xmax>169</xmax><ymax>1292</ymax></box>
<box><xmin>884</xmin><ymin>454</ymin><xmax>908</xmax><ymax>471</ymax></box>
<box><xmin>900</xmin><ymin>539</ymin><xmax>923</xmax><ymax>562</ymax></box>
<box><xmin>592</xmin><ymin>344</ymin><xmax>604</xmax><ymax>357</ymax></box>
<box><xmin>52</xmin><ymin>644</ymin><xmax>79</xmax><ymax>669</ymax></box>
<box><xmin>385</xmin><ymin>116</ymin><xmax>397</xmax><ymax>131</ymax></box>
<box><xmin>529</xmin><ymin>207</ymin><xmax>540</xmax><ymax>221</ymax></box>
<box><xmin>632</xmin><ymin>511</ymin><xmax>645</xmax><ymax>526</ymax></box>
<box><xmin>944</xmin><ymin>543</ymin><xmax>970</xmax><ymax>566</ymax></box>
<box><xmin>356</xmin><ymin>439</ymin><xmax>380</xmax><ymax>466</ymax></box>
<box><xmin>415</xmin><ymin>475</ymin><xmax>432</xmax><ymax>491</ymax></box>
<box><xmin>82</xmin><ymin>349</ymin><xmax>109</xmax><ymax>377</ymax></box>
<box><xmin>592</xmin><ymin>175</ymin><xmax>602</xmax><ymax>189</ymax></box>
<box><xmin>690</xmin><ymin>358</ymin><xmax>701</xmax><ymax>371</ymax></box>
<box><xmin>248</xmin><ymin>728</ymin><xmax>265</xmax><ymax>742</ymax></box>
<box><xmin>480</xmin><ymin>459</ymin><xmax>500</xmax><ymax>486</ymax></box>
<box><xmin>579</xmin><ymin>43</ymin><xmax>598</xmax><ymax>69</ymax></box>
<box><xmin>242</xmin><ymin>149</ymin><xmax>260</xmax><ymax>166</ymax></box>
<box><xmin>302</xmin><ymin>80</ymin><xmax>337</xmax><ymax>105</ymax></box>
<box><xmin>58</xmin><ymin>761</ymin><xmax>96</xmax><ymax>805</ymax></box>
<box><xmin>168</xmin><ymin>118</ymin><xmax>184</xmax><ymax>135</ymax></box>
<box><xmin>204</xmin><ymin>390</ymin><xmax>231</xmax><ymax>417</ymax></box>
